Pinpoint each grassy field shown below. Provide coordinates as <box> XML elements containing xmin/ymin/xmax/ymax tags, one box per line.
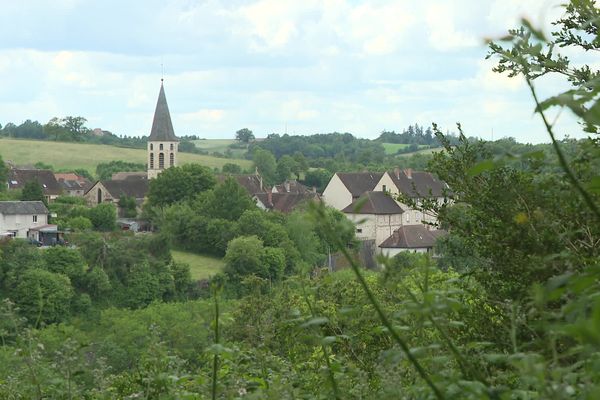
<box><xmin>395</xmin><ymin>147</ymin><xmax>441</xmax><ymax>157</ymax></box>
<box><xmin>381</xmin><ymin>143</ymin><xmax>430</xmax><ymax>155</ymax></box>
<box><xmin>171</xmin><ymin>250</ymin><xmax>225</xmax><ymax>281</ymax></box>
<box><xmin>0</xmin><ymin>138</ymin><xmax>252</xmax><ymax>173</ymax></box>
<box><xmin>192</xmin><ymin>138</ymin><xmax>247</xmax><ymax>158</ymax></box>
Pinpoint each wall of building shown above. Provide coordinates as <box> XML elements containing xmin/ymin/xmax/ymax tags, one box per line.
<box><xmin>346</xmin><ymin>212</ymin><xmax>403</xmax><ymax>247</ymax></box>
<box><xmin>0</xmin><ymin>213</ymin><xmax>48</xmax><ymax>238</ymax></box>
<box><xmin>322</xmin><ymin>174</ymin><xmax>353</xmax><ymax>210</ymax></box>
<box><xmin>148</xmin><ymin>141</ymin><xmax>178</xmax><ymax>179</ymax></box>
<box><xmin>84</xmin><ymin>182</ymin><xmax>115</xmax><ymax>207</ymax></box>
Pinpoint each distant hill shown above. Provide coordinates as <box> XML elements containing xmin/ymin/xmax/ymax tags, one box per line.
<box><xmin>0</xmin><ymin>138</ymin><xmax>252</xmax><ymax>173</ymax></box>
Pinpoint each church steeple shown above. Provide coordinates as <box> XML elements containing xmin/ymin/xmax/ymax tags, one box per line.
<box><xmin>148</xmin><ymin>82</ymin><xmax>178</xmax><ymax>142</ymax></box>
<box><xmin>147</xmin><ymin>81</ymin><xmax>178</xmax><ymax>179</ymax></box>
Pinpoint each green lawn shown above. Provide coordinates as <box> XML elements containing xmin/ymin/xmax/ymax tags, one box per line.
<box><xmin>381</xmin><ymin>143</ymin><xmax>430</xmax><ymax>155</ymax></box>
<box><xmin>395</xmin><ymin>147</ymin><xmax>441</xmax><ymax>157</ymax></box>
<box><xmin>171</xmin><ymin>250</ymin><xmax>225</xmax><ymax>281</ymax></box>
<box><xmin>0</xmin><ymin>138</ymin><xmax>252</xmax><ymax>173</ymax></box>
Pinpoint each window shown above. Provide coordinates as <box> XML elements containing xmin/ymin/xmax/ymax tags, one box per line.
<box><xmin>160</xmin><ymin>143</ymin><xmax>163</xmax><ymax>150</ymax></box>
<box><xmin>33</xmin><ymin>215</ymin><xmax>37</xmax><ymax>223</ymax></box>
<box><xmin>150</xmin><ymin>143</ymin><xmax>153</xmax><ymax>151</ymax></box>
<box><xmin>159</xmin><ymin>153</ymin><xmax>165</xmax><ymax>169</ymax></box>
<box><xmin>406</xmin><ymin>213</ymin><xmax>410</xmax><ymax>223</ymax></box>
<box><xmin>356</xmin><ymin>228</ymin><xmax>362</xmax><ymax>233</ymax></box>
<box><xmin>150</xmin><ymin>153</ymin><xmax>154</xmax><ymax>169</ymax></box>
<box><xmin>383</xmin><ymin>184</ymin><xmax>387</xmax><ymax>192</ymax></box>
<box><xmin>170</xmin><ymin>143</ymin><xmax>174</xmax><ymax>150</ymax></box>
<box><xmin>170</xmin><ymin>152</ymin><xmax>174</xmax><ymax>167</ymax></box>
<box><xmin>97</xmin><ymin>188</ymin><xmax>102</xmax><ymax>204</ymax></box>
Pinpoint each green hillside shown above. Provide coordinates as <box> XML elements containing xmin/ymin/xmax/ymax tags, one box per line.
<box><xmin>192</xmin><ymin>138</ymin><xmax>247</xmax><ymax>158</ymax></box>
<box><xmin>382</xmin><ymin>142</ymin><xmax>430</xmax><ymax>155</ymax></box>
<box><xmin>171</xmin><ymin>250</ymin><xmax>224</xmax><ymax>281</ymax></box>
<box><xmin>0</xmin><ymin>138</ymin><xmax>252</xmax><ymax>173</ymax></box>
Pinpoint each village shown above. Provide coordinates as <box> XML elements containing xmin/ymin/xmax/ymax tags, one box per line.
<box><xmin>1</xmin><ymin>81</ymin><xmax>450</xmax><ymax>264</ymax></box>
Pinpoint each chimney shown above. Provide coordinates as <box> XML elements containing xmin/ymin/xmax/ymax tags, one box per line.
<box><xmin>404</xmin><ymin>168</ymin><xmax>413</xmax><ymax>179</ymax></box>
<box><xmin>394</xmin><ymin>167</ymin><xmax>400</xmax><ymax>179</ymax></box>
<box><xmin>284</xmin><ymin>180</ymin><xmax>290</xmax><ymax>192</ymax></box>
<box><xmin>267</xmin><ymin>191</ymin><xmax>273</xmax><ymax>206</ymax></box>
<box><xmin>259</xmin><ymin>175</ymin><xmax>263</xmax><ymax>191</ymax></box>
<box><xmin>312</xmin><ymin>186</ymin><xmax>317</xmax><ymax>193</ymax></box>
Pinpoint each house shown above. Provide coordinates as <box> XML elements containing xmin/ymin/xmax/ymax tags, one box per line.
<box><xmin>217</xmin><ymin>173</ymin><xmax>268</xmax><ymax>197</ymax></box>
<box><xmin>341</xmin><ymin>191</ymin><xmax>404</xmax><ymax>246</ymax></box>
<box><xmin>254</xmin><ymin>191</ymin><xmax>321</xmax><ymax>213</ymax></box>
<box><xmin>374</xmin><ymin>168</ymin><xmax>449</xmax><ymax>225</ymax></box>
<box><xmin>0</xmin><ymin>201</ymin><xmax>59</xmax><ymax>244</ymax></box>
<box><xmin>8</xmin><ymin>168</ymin><xmax>62</xmax><ymax>202</ymax></box>
<box><xmin>272</xmin><ymin>180</ymin><xmax>314</xmax><ymax>194</ymax></box>
<box><xmin>84</xmin><ymin>178</ymin><xmax>149</xmax><ymax>215</ymax></box>
<box><xmin>379</xmin><ymin>225</ymin><xmax>447</xmax><ymax>257</ymax></box>
<box><xmin>57</xmin><ymin>179</ymin><xmax>88</xmax><ymax>197</ymax></box>
<box><xmin>322</xmin><ymin>172</ymin><xmax>384</xmax><ymax>210</ymax></box>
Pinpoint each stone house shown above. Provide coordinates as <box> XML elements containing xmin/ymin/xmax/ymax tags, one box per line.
<box><xmin>84</xmin><ymin>177</ymin><xmax>149</xmax><ymax>216</ymax></box>
<box><xmin>8</xmin><ymin>169</ymin><xmax>62</xmax><ymax>202</ymax></box>
<box><xmin>379</xmin><ymin>225</ymin><xmax>447</xmax><ymax>257</ymax></box>
<box><xmin>254</xmin><ymin>191</ymin><xmax>321</xmax><ymax>213</ymax></box>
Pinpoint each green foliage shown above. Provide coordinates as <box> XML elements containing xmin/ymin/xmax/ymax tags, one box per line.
<box><xmin>195</xmin><ymin>177</ymin><xmax>255</xmax><ymax>221</ymax></box>
<box><xmin>13</xmin><ymin>269</ymin><xmax>74</xmax><ymax>325</ymax></box>
<box><xmin>0</xmin><ymin>155</ymin><xmax>7</xmax><ymax>192</ymax></box>
<box><xmin>95</xmin><ymin>160</ymin><xmax>146</xmax><ymax>180</ymax></box>
<box><xmin>20</xmin><ymin>180</ymin><xmax>46</xmax><ymax>205</ymax></box>
<box><xmin>276</xmin><ymin>154</ymin><xmax>297</xmax><ymax>182</ymax></box>
<box><xmin>67</xmin><ymin>215</ymin><xmax>93</xmax><ymax>231</ymax></box>
<box><xmin>87</xmin><ymin>203</ymin><xmax>117</xmax><ymax>231</ymax></box>
<box><xmin>148</xmin><ymin>163</ymin><xmax>216</xmax><ymax>208</ymax></box>
<box><xmin>224</xmin><ymin>236</ymin><xmax>269</xmax><ymax>282</ymax></box>
<box><xmin>235</xmin><ymin>128</ymin><xmax>255</xmax><ymax>143</ymax></box>
<box><xmin>117</xmin><ymin>195</ymin><xmax>137</xmax><ymax>218</ymax></box>
<box><xmin>252</xmin><ymin>148</ymin><xmax>277</xmax><ymax>185</ymax></box>
<box><xmin>222</xmin><ymin>162</ymin><xmax>242</xmax><ymax>174</ymax></box>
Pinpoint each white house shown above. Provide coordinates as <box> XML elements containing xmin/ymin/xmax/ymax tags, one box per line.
<box><xmin>341</xmin><ymin>191</ymin><xmax>404</xmax><ymax>247</ymax></box>
<box><xmin>322</xmin><ymin>172</ymin><xmax>384</xmax><ymax>210</ymax></box>
<box><xmin>0</xmin><ymin>201</ymin><xmax>50</xmax><ymax>239</ymax></box>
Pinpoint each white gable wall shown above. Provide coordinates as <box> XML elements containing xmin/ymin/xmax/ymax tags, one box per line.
<box><xmin>322</xmin><ymin>173</ymin><xmax>353</xmax><ymax>210</ymax></box>
<box><xmin>0</xmin><ymin>212</ymin><xmax>48</xmax><ymax>238</ymax></box>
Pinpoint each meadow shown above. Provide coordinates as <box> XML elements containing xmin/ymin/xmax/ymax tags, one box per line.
<box><xmin>171</xmin><ymin>250</ymin><xmax>225</xmax><ymax>280</ymax></box>
<box><xmin>0</xmin><ymin>138</ymin><xmax>252</xmax><ymax>172</ymax></box>
<box><xmin>381</xmin><ymin>142</ymin><xmax>430</xmax><ymax>155</ymax></box>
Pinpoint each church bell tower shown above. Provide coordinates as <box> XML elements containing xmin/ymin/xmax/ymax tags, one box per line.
<box><xmin>148</xmin><ymin>80</ymin><xmax>178</xmax><ymax>179</ymax></box>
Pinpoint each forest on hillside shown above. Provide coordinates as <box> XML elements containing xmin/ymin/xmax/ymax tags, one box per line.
<box><xmin>1</xmin><ymin>1</ymin><xmax>600</xmax><ymax>398</ymax></box>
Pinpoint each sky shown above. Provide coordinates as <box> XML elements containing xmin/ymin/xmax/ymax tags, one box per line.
<box><xmin>0</xmin><ymin>0</ymin><xmax>587</xmax><ymax>143</ymax></box>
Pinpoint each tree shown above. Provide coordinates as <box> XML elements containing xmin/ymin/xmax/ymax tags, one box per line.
<box><xmin>0</xmin><ymin>155</ymin><xmax>7</xmax><ymax>192</ymax></box>
<box><xmin>62</xmin><ymin>116</ymin><xmax>89</xmax><ymax>141</ymax></box>
<box><xmin>96</xmin><ymin>160</ymin><xmax>145</xmax><ymax>180</ymax></box>
<box><xmin>20</xmin><ymin>180</ymin><xmax>46</xmax><ymax>205</ymax></box>
<box><xmin>252</xmin><ymin>148</ymin><xmax>277</xmax><ymax>185</ymax></box>
<box><xmin>118</xmin><ymin>195</ymin><xmax>137</xmax><ymax>218</ymax></box>
<box><xmin>222</xmin><ymin>163</ymin><xmax>242</xmax><ymax>174</ymax></box>
<box><xmin>88</xmin><ymin>203</ymin><xmax>117</xmax><ymax>231</ymax></box>
<box><xmin>195</xmin><ymin>177</ymin><xmax>255</xmax><ymax>221</ymax></box>
<box><xmin>13</xmin><ymin>269</ymin><xmax>74</xmax><ymax>325</ymax></box>
<box><xmin>224</xmin><ymin>236</ymin><xmax>268</xmax><ymax>281</ymax></box>
<box><xmin>303</xmin><ymin>169</ymin><xmax>332</xmax><ymax>193</ymax></box>
<box><xmin>148</xmin><ymin>164</ymin><xmax>216</xmax><ymax>208</ymax></box>
<box><xmin>276</xmin><ymin>155</ymin><xmax>297</xmax><ymax>182</ymax></box>
<box><xmin>235</xmin><ymin>128</ymin><xmax>255</xmax><ymax>144</ymax></box>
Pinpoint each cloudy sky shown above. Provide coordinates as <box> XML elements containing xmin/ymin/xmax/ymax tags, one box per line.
<box><xmin>0</xmin><ymin>0</ymin><xmax>584</xmax><ymax>143</ymax></box>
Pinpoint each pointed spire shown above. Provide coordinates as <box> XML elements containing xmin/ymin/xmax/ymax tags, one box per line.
<box><xmin>149</xmin><ymin>82</ymin><xmax>178</xmax><ymax>142</ymax></box>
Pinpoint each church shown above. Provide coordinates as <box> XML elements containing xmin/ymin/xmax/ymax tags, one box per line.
<box><xmin>147</xmin><ymin>80</ymin><xmax>179</xmax><ymax>179</ymax></box>
<box><xmin>84</xmin><ymin>81</ymin><xmax>179</xmax><ymax>210</ymax></box>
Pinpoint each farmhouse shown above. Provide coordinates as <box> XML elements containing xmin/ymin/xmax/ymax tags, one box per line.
<box><xmin>254</xmin><ymin>191</ymin><xmax>321</xmax><ymax>213</ymax></box>
<box><xmin>0</xmin><ymin>201</ymin><xmax>59</xmax><ymax>244</ymax></box>
<box><xmin>341</xmin><ymin>191</ymin><xmax>404</xmax><ymax>247</ymax></box>
<box><xmin>379</xmin><ymin>225</ymin><xmax>447</xmax><ymax>257</ymax></box>
<box><xmin>8</xmin><ymin>168</ymin><xmax>62</xmax><ymax>202</ymax></box>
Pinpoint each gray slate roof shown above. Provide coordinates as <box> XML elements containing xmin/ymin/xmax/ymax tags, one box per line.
<box><xmin>342</xmin><ymin>191</ymin><xmax>404</xmax><ymax>215</ymax></box>
<box><xmin>0</xmin><ymin>201</ymin><xmax>48</xmax><ymax>215</ymax></box>
<box><xmin>8</xmin><ymin>169</ymin><xmax>62</xmax><ymax>195</ymax></box>
<box><xmin>337</xmin><ymin>172</ymin><xmax>384</xmax><ymax>197</ymax></box>
<box><xmin>379</xmin><ymin>225</ymin><xmax>447</xmax><ymax>249</ymax></box>
<box><xmin>148</xmin><ymin>83</ymin><xmax>178</xmax><ymax>142</ymax></box>
<box><xmin>217</xmin><ymin>174</ymin><xmax>266</xmax><ymax>196</ymax></box>
<box><xmin>255</xmin><ymin>192</ymin><xmax>320</xmax><ymax>213</ymax></box>
<box><xmin>273</xmin><ymin>180</ymin><xmax>313</xmax><ymax>194</ymax></box>
<box><xmin>389</xmin><ymin>169</ymin><xmax>448</xmax><ymax>198</ymax></box>
<box><xmin>86</xmin><ymin>179</ymin><xmax>149</xmax><ymax>200</ymax></box>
